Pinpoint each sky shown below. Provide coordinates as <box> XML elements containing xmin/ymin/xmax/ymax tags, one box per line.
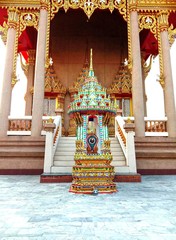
<box><xmin>0</xmin><ymin>37</ymin><xmax>176</xmax><ymax>117</ymax></box>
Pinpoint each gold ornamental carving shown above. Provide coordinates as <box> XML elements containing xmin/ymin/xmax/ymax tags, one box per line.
<box><xmin>40</xmin><ymin>0</ymin><xmax>50</xmax><ymax>10</ymax></box>
<box><xmin>156</xmin><ymin>11</ymin><xmax>169</xmax><ymax>89</ymax></box>
<box><xmin>8</xmin><ymin>7</ymin><xmax>19</xmax><ymax>29</ymax></box>
<box><xmin>19</xmin><ymin>53</ymin><xmax>29</xmax><ymax>75</ymax></box>
<box><xmin>7</xmin><ymin>7</ymin><xmax>20</xmax><ymax>87</ymax></box>
<box><xmin>19</xmin><ymin>11</ymin><xmax>39</xmax><ymax>34</ymax></box>
<box><xmin>138</xmin><ymin>0</ymin><xmax>176</xmax><ymax>8</ymax></box>
<box><xmin>158</xmin><ymin>11</ymin><xmax>169</xmax><ymax>32</ymax></box>
<box><xmin>45</xmin><ymin>59</ymin><xmax>66</xmax><ymax>95</ymax></box>
<box><xmin>28</xmin><ymin>49</ymin><xmax>36</xmax><ymax>65</ymax></box>
<box><xmin>157</xmin><ymin>30</ymin><xmax>164</xmax><ymax>89</ymax></box>
<box><xmin>138</xmin><ymin>14</ymin><xmax>157</xmax><ymax>37</ymax></box>
<box><xmin>126</xmin><ymin>1</ymin><xmax>132</xmax><ymax>73</ymax></box>
<box><xmin>142</xmin><ymin>54</ymin><xmax>153</xmax><ymax>79</ymax></box>
<box><xmin>107</xmin><ymin>61</ymin><xmax>132</xmax><ymax>95</ymax></box>
<box><xmin>168</xmin><ymin>24</ymin><xmax>176</xmax><ymax>45</ymax></box>
<box><xmin>129</xmin><ymin>0</ymin><xmax>137</xmax><ymax>12</ymax></box>
<box><xmin>51</xmin><ymin>0</ymin><xmax>127</xmax><ymax>20</ymax></box>
<box><xmin>0</xmin><ymin>21</ymin><xmax>8</xmax><ymax>44</ymax></box>
<box><xmin>157</xmin><ymin>73</ymin><xmax>165</xmax><ymax>89</ymax></box>
<box><xmin>11</xmin><ymin>72</ymin><xmax>18</xmax><ymax>88</ymax></box>
<box><xmin>45</xmin><ymin>2</ymin><xmax>51</xmax><ymax>68</ymax></box>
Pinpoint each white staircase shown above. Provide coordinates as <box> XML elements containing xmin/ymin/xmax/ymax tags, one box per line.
<box><xmin>110</xmin><ymin>137</ymin><xmax>126</xmax><ymax>173</ymax></box>
<box><xmin>51</xmin><ymin>136</ymin><xmax>127</xmax><ymax>174</ymax></box>
<box><xmin>51</xmin><ymin>137</ymin><xmax>76</xmax><ymax>173</ymax></box>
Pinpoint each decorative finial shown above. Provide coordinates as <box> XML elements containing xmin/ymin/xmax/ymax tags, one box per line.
<box><xmin>90</xmin><ymin>48</ymin><xmax>93</xmax><ymax>71</ymax></box>
<box><xmin>89</xmin><ymin>48</ymin><xmax>94</xmax><ymax>77</ymax></box>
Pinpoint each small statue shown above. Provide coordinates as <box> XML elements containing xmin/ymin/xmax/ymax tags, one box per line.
<box><xmin>92</xmin><ymin>187</ymin><xmax>99</xmax><ymax>195</ymax></box>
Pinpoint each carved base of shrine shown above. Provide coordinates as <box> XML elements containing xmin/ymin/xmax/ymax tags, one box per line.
<box><xmin>69</xmin><ymin>154</ymin><xmax>117</xmax><ymax>194</ymax></box>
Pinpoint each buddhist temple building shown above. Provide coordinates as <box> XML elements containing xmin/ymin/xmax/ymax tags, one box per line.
<box><xmin>0</xmin><ymin>0</ymin><xmax>176</xmax><ymax>180</ymax></box>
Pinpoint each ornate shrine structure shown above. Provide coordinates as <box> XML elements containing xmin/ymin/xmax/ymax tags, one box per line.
<box><xmin>68</xmin><ymin>49</ymin><xmax>117</xmax><ymax>193</ymax></box>
<box><xmin>0</xmin><ymin>0</ymin><xmax>176</xmax><ymax>178</ymax></box>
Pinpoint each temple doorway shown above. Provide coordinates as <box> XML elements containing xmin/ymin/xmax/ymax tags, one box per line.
<box><xmin>46</xmin><ymin>9</ymin><xmax>128</xmax><ymax>135</ymax></box>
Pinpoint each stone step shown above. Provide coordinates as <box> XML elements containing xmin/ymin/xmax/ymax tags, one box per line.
<box><xmin>57</xmin><ymin>143</ymin><xmax>75</xmax><ymax>147</ymax></box>
<box><xmin>51</xmin><ymin>166</ymin><xmax>73</xmax><ymax>173</ymax></box>
<box><xmin>52</xmin><ymin>136</ymin><xmax>127</xmax><ymax>175</ymax></box>
<box><xmin>55</xmin><ymin>147</ymin><xmax>75</xmax><ymax>151</ymax></box>
<box><xmin>54</xmin><ymin>156</ymin><xmax>74</xmax><ymax>161</ymax></box>
<box><xmin>111</xmin><ymin>151</ymin><xmax>124</xmax><ymax>155</ymax></box>
<box><xmin>60</xmin><ymin>137</ymin><xmax>76</xmax><ymax>140</ymax></box>
<box><xmin>111</xmin><ymin>147</ymin><xmax>121</xmax><ymax>150</ymax></box>
<box><xmin>113</xmin><ymin>161</ymin><xmax>126</xmax><ymax>166</ymax></box>
<box><xmin>53</xmin><ymin>161</ymin><xmax>74</xmax><ymax>167</ymax></box>
<box><xmin>55</xmin><ymin>151</ymin><xmax>75</xmax><ymax>156</ymax></box>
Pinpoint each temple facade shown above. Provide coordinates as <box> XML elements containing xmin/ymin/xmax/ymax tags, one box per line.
<box><xmin>0</xmin><ymin>0</ymin><xmax>176</xmax><ymax>177</ymax></box>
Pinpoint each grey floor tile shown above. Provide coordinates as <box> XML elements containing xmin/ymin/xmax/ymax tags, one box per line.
<box><xmin>0</xmin><ymin>175</ymin><xmax>176</xmax><ymax>239</ymax></box>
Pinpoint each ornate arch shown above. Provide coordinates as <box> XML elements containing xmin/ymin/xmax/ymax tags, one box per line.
<box><xmin>50</xmin><ymin>0</ymin><xmax>127</xmax><ymax>20</ymax></box>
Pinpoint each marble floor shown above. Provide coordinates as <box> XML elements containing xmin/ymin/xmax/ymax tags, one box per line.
<box><xmin>0</xmin><ymin>175</ymin><xmax>176</xmax><ymax>240</ymax></box>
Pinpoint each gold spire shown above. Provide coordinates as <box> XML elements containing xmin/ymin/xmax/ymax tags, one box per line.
<box><xmin>90</xmin><ymin>48</ymin><xmax>93</xmax><ymax>71</ymax></box>
<box><xmin>88</xmin><ymin>48</ymin><xmax>95</xmax><ymax>77</ymax></box>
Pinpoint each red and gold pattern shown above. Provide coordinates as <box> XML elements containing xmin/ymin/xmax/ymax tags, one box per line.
<box><xmin>70</xmin><ymin>154</ymin><xmax>117</xmax><ymax>194</ymax></box>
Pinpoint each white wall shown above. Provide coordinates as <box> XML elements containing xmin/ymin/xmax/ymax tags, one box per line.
<box><xmin>0</xmin><ymin>38</ymin><xmax>27</xmax><ymax>116</ymax></box>
<box><xmin>145</xmin><ymin>39</ymin><xmax>176</xmax><ymax>118</ymax></box>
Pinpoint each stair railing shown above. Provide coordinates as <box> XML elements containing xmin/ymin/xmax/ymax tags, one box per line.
<box><xmin>53</xmin><ymin>116</ymin><xmax>62</xmax><ymax>156</ymax></box>
<box><xmin>115</xmin><ymin>116</ymin><xmax>127</xmax><ymax>159</ymax></box>
<box><xmin>43</xmin><ymin>116</ymin><xmax>61</xmax><ymax>173</ymax></box>
<box><xmin>115</xmin><ymin>116</ymin><xmax>137</xmax><ymax>173</ymax></box>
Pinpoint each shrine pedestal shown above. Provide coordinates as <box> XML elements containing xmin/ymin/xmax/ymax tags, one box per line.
<box><xmin>69</xmin><ymin>153</ymin><xmax>117</xmax><ymax>194</ymax></box>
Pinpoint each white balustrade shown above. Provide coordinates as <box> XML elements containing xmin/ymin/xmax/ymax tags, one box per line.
<box><xmin>43</xmin><ymin>116</ymin><xmax>61</xmax><ymax>173</ymax></box>
<box><xmin>115</xmin><ymin>116</ymin><xmax>127</xmax><ymax>159</ymax></box>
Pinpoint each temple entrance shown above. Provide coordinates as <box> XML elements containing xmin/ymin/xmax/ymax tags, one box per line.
<box><xmin>45</xmin><ymin>9</ymin><xmax>129</xmax><ymax>136</ymax></box>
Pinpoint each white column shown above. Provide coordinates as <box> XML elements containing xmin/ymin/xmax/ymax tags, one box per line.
<box><xmin>158</xmin><ymin>12</ymin><xmax>176</xmax><ymax>137</ymax></box>
<box><xmin>0</xmin><ymin>8</ymin><xmax>19</xmax><ymax>137</ymax></box>
<box><xmin>31</xmin><ymin>0</ymin><xmax>49</xmax><ymax>136</ymax></box>
<box><xmin>129</xmin><ymin>1</ymin><xmax>145</xmax><ymax>137</ymax></box>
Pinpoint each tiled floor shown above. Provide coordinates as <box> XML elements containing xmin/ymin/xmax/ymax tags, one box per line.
<box><xmin>0</xmin><ymin>175</ymin><xmax>176</xmax><ymax>240</ymax></box>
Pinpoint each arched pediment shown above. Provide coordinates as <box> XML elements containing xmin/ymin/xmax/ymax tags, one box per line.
<box><xmin>51</xmin><ymin>0</ymin><xmax>127</xmax><ymax>20</ymax></box>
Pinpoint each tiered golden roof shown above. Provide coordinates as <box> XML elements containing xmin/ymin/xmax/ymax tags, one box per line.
<box><xmin>45</xmin><ymin>59</ymin><xmax>66</xmax><ymax>95</ymax></box>
<box><xmin>107</xmin><ymin>61</ymin><xmax>132</xmax><ymax>96</ymax></box>
<box><xmin>68</xmin><ymin>60</ymin><xmax>89</xmax><ymax>95</ymax></box>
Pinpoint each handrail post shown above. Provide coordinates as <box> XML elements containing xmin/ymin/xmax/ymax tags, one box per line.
<box><xmin>43</xmin><ymin>120</ymin><xmax>56</xmax><ymax>173</ymax></box>
<box><xmin>124</xmin><ymin>122</ymin><xmax>137</xmax><ymax>173</ymax></box>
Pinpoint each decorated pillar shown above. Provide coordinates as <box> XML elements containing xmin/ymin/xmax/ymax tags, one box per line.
<box><xmin>129</xmin><ymin>0</ymin><xmax>145</xmax><ymax>136</ymax></box>
<box><xmin>0</xmin><ymin>7</ymin><xmax>19</xmax><ymax>137</ymax></box>
<box><xmin>158</xmin><ymin>12</ymin><xmax>176</xmax><ymax>137</ymax></box>
<box><xmin>25</xmin><ymin>50</ymin><xmax>36</xmax><ymax>115</ymax></box>
<box><xmin>31</xmin><ymin>0</ymin><xmax>49</xmax><ymax>136</ymax></box>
